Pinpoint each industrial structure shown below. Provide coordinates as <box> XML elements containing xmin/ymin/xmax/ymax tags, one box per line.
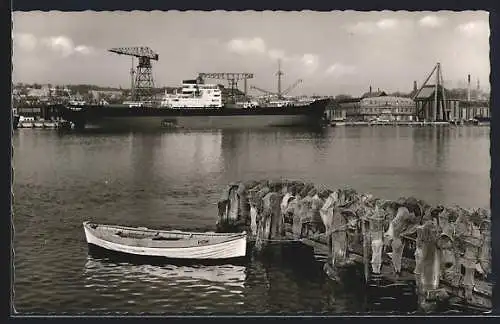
<box><xmin>250</xmin><ymin>59</ymin><xmax>303</xmax><ymax>100</ymax></box>
<box><xmin>197</xmin><ymin>72</ymin><xmax>254</xmax><ymax>103</ymax></box>
<box><xmin>413</xmin><ymin>63</ymin><xmax>490</xmax><ymax>122</ymax></box>
<box><xmin>412</xmin><ymin>62</ymin><xmax>449</xmax><ymax>121</ymax></box>
<box><xmin>108</xmin><ymin>46</ymin><xmax>159</xmax><ymax>102</ymax></box>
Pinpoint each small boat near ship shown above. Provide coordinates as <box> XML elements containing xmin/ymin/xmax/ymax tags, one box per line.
<box><xmin>83</xmin><ymin>222</ymin><xmax>247</xmax><ymax>261</ymax></box>
<box><xmin>12</xmin><ymin>108</ymin><xmax>20</xmax><ymax>130</ymax></box>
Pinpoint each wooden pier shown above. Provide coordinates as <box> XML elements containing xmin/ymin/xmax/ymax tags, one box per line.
<box><xmin>216</xmin><ymin>179</ymin><xmax>492</xmax><ymax>312</ymax></box>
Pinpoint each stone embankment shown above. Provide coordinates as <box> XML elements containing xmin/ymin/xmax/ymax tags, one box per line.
<box><xmin>216</xmin><ymin>179</ymin><xmax>492</xmax><ymax>312</ymax></box>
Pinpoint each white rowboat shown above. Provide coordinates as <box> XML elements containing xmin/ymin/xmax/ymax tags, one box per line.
<box><xmin>83</xmin><ymin>222</ymin><xmax>247</xmax><ymax>260</ymax></box>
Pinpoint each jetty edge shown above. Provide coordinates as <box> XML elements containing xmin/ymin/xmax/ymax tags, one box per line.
<box><xmin>215</xmin><ymin>179</ymin><xmax>492</xmax><ymax>312</ymax></box>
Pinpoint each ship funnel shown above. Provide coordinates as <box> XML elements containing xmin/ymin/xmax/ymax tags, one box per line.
<box><xmin>477</xmin><ymin>78</ymin><xmax>480</xmax><ymax>100</ymax></box>
<box><xmin>467</xmin><ymin>74</ymin><xmax>471</xmax><ymax>102</ymax></box>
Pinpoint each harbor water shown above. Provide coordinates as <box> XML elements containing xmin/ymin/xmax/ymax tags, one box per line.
<box><xmin>12</xmin><ymin>126</ymin><xmax>490</xmax><ymax>314</ymax></box>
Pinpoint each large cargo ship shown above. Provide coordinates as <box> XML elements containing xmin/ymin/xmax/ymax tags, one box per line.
<box><xmin>53</xmin><ymin>79</ymin><xmax>329</xmax><ymax>130</ymax></box>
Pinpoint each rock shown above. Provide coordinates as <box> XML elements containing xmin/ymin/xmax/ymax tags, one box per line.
<box><xmin>264</xmin><ymin>192</ymin><xmax>284</xmax><ymax>239</ymax></box>
<box><xmin>250</xmin><ymin>205</ymin><xmax>258</xmax><ymax>235</ymax></box>
<box><xmin>299</xmin><ymin>183</ymin><xmax>314</xmax><ymax>198</ymax></box>
<box><xmin>307</xmin><ymin>187</ymin><xmax>318</xmax><ymax>197</ymax></box>
<box><xmin>332</xmin><ymin>208</ymin><xmax>349</xmax><ymax>268</ymax></box>
<box><xmin>417</xmin><ymin>221</ymin><xmax>440</xmax><ymax>290</ymax></box>
<box><xmin>318</xmin><ymin>188</ymin><xmax>332</xmax><ymax>199</ymax></box>
<box><xmin>216</xmin><ymin>179</ymin><xmax>492</xmax><ymax>294</ymax></box>
<box><xmin>371</xmin><ymin>238</ymin><xmax>383</xmax><ymax>274</ymax></box>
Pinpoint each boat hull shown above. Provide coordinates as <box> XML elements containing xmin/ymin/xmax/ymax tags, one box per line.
<box><xmin>13</xmin><ymin>115</ymin><xmax>20</xmax><ymax>130</ymax></box>
<box><xmin>83</xmin><ymin>222</ymin><xmax>247</xmax><ymax>260</ymax></box>
<box><xmin>52</xmin><ymin>99</ymin><xmax>329</xmax><ymax>130</ymax></box>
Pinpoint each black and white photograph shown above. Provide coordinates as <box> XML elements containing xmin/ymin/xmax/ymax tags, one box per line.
<box><xmin>11</xmin><ymin>9</ymin><xmax>492</xmax><ymax>315</ymax></box>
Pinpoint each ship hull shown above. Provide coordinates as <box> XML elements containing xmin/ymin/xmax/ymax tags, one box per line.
<box><xmin>81</xmin><ymin>114</ymin><xmax>319</xmax><ymax>129</ymax></box>
<box><xmin>52</xmin><ymin>99</ymin><xmax>329</xmax><ymax>130</ymax></box>
<box><xmin>13</xmin><ymin>115</ymin><xmax>20</xmax><ymax>130</ymax></box>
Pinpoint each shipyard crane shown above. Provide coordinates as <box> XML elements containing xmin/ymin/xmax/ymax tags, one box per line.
<box><xmin>281</xmin><ymin>79</ymin><xmax>303</xmax><ymax>97</ymax></box>
<box><xmin>413</xmin><ymin>62</ymin><xmax>448</xmax><ymax>121</ymax></box>
<box><xmin>108</xmin><ymin>46</ymin><xmax>159</xmax><ymax>102</ymax></box>
<box><xmin>251</xmin><ymin>79</ymin><xmax>302</xmax><ymax>99</ymax></box>
<box><xmin>249</xmin><ymin>85</ymin><xmax>275</xmax><ymax>96</ymax></box>
<box><xmin>197</xmin><ymin>72</ymin><xmax>254</xmax><ymax>103</ymax></box>
<box><xmin>250</xmin><ymin>60</ymin><xmax>303</xmax><ymax>100</ymax></box>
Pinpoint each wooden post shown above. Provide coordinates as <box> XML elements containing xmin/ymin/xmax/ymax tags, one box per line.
<box><xmin>362</xmin><ymin>216</ymin><xmax>370</xmax><ymax>282</ymax></box>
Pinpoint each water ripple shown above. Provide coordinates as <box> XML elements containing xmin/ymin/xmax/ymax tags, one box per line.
<box><xmin>13</xmin><ymin>128</ymin><xmax>489</xmax><ymax>314</ymax></box>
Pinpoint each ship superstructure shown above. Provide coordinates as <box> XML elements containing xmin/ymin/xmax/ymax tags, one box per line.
<box><xmin>160</xmin><ymin>79</ymin><xmax>222</xmax><ymax>108</ymax></box>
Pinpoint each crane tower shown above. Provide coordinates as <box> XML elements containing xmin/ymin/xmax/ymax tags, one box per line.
<box><xmin>108</xmin><ymin>46</ymin><xmax>159</xmax><ymax>102</ymax></box>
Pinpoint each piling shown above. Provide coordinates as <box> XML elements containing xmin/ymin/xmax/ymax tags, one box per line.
<box><xmin>216</xmin><ymin>179</ymin><xmax>492</xmax><ymax>312</ymax></box>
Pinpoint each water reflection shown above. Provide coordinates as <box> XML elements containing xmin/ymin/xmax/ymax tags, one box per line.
<box><xmin>82</xmin><ymin>256</ymin><xmax>247</xmax><ymax>313</ymax></box>
<box><xmin>13</xmin><ymin>126</ymin><xmax>490</xmax><ymax>313</ymax></box>
<box><xmin>218</xmin><ymin>127</ymin><xmax>329</xmax><ymax>182</ymax></box>
<box><xmin>83</xmin><ymin>256</ymin><xmax>246</xmax><ymax>287</ymax></box>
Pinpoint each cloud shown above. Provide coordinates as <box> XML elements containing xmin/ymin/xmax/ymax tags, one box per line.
<box><xmin>376</xmin><ymin>18</ymin><xmax>398</xmax><ymax>30</ymax></box>
<box><xmin>419</xmin><ymin>15</ymin><xmax>445</xmax><ymax>28</ymax></box>
<box><xmin>75</xmin><ymin>45</ymin><xmax>92</xmax><ymax>55</ymax></box>
<box><xmin>346</xmin><ymin>21</ymin><xmax>376</xmax><ymax>34</ymax></box>
<box><xmin>227</xmin><ymin>37</ymin><xmax>266</xmax><ymax>55</ymax></box>
<box><xmin>325</xmin><ymin>63</ymin><xmax>357</xmax><ymax>77</ymax></box>
<box><xmin>300</xmin><ymin>54</ymin><xmax>319</xmax><ymax>73</ymax></box>
<box><xmin>226</xmin><ymin>37</ymin><xmax>316</xmax><ymax>72</ymax></box>
<box><xmin>268</xmin><ymin>49</ymin><xmax>287</xmax><ymax>60</ymax></box>
<box><xmin>38</xmin><ymin>35</ymin><xmax>95</xmax><ymax>57</ymax></box>
<box><xmin>13</xmin><ymin>33</ymin><xmax>38</xmax><ymax>52</ymax></box>
<box><xmin>457</xmin><ymin>21</ymin><xmax>489</xmax><ymax>38</ymax></box>
<box><xmin>346</xmin><ymin>18</ymin><xmax>399</xmax><ymax>34</ymax></box>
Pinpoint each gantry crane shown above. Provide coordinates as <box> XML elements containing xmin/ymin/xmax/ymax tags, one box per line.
<box><xmin>197</xmin><ymin>72</ymin><xmax>254</xmax><ymax>103</ymax></box>
<box><xmin>108</xmin><ymin>46</ymin><xmax>159</xmax><ymax>102</ymax></box>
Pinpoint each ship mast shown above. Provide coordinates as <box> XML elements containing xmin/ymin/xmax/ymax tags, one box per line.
<box><xmin>130</xmin><ymin>57</ymin><xmax>135</xmax><ymax>100</ymax></box>
<box><xmin>276</xmin><ymin>59</ymin><xmax>284</xmax><ymax>99</ymax></box>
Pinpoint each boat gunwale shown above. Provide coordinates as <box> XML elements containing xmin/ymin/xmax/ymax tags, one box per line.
<box><xmin>83</xmin><ymin>221</ymin><xmax>245</xmax><ymax>237</ymax></box>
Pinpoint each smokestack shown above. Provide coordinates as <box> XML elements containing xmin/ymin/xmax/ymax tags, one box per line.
<box><xmin>413</xmin><ymin>81</ymin><xmax>417</xmax><ymax>93</ymax></box>
<box><xmin>369</xmin><ymin>85</ymin><xmax>372</xmax><ymax>94</ymax></box>
<box><xmin>467</xmin><ymin>74</ymin><xmax>471</xmax><ymax>102</ymax></box>
<box><xmin>477</xmin><ymin>79</ymin><xmax>480</xmax><ymax>100</ymax></box>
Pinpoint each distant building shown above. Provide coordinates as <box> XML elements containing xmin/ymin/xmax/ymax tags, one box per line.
<box><xmin>359</xmin><ymin>95</ymin><xmax>415</xmax><ymax>121</ymax></box>
<box><xmin>452</xmin><ymin>100</ymin><xmax>490</xmax><ymax>121</ymax></box>
<box><xmin>90</xmin><ymin>90</ymin><xmax>123</xmax><ymax>100</ymax></box>
<box><xmin>27</xmin><ymin>88</ymin><xmax>49</xmax><ymax>98</ymax></box>
<box><xmin>331</xmin><ymin>89</ymin><xmax>416</xmax><ymax>122</ymax></box>
<box><xmin>325</xmin><ymin>100</ymin><xmax>347</xmax><ymax>121</ymax></box>
<box><xmin>334</xmin><ymin>98</ymin><xmax>362</xmax><ymax>121</ymax></box>
<box><xmin>361</xmin><ymin>87</ymin><xmax>387</xmax><ymax>99</ymax></box>
<box><xmin>414</xmin><ymin>84</ymin><xmax>490</xmax><ymax>121</ymax></box>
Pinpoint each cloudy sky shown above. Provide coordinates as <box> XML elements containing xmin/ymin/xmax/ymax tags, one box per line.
<box><xmin>12</xmin><ymin>10</ymin><xmax>490</xmax><ymax>96</ymax></box>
